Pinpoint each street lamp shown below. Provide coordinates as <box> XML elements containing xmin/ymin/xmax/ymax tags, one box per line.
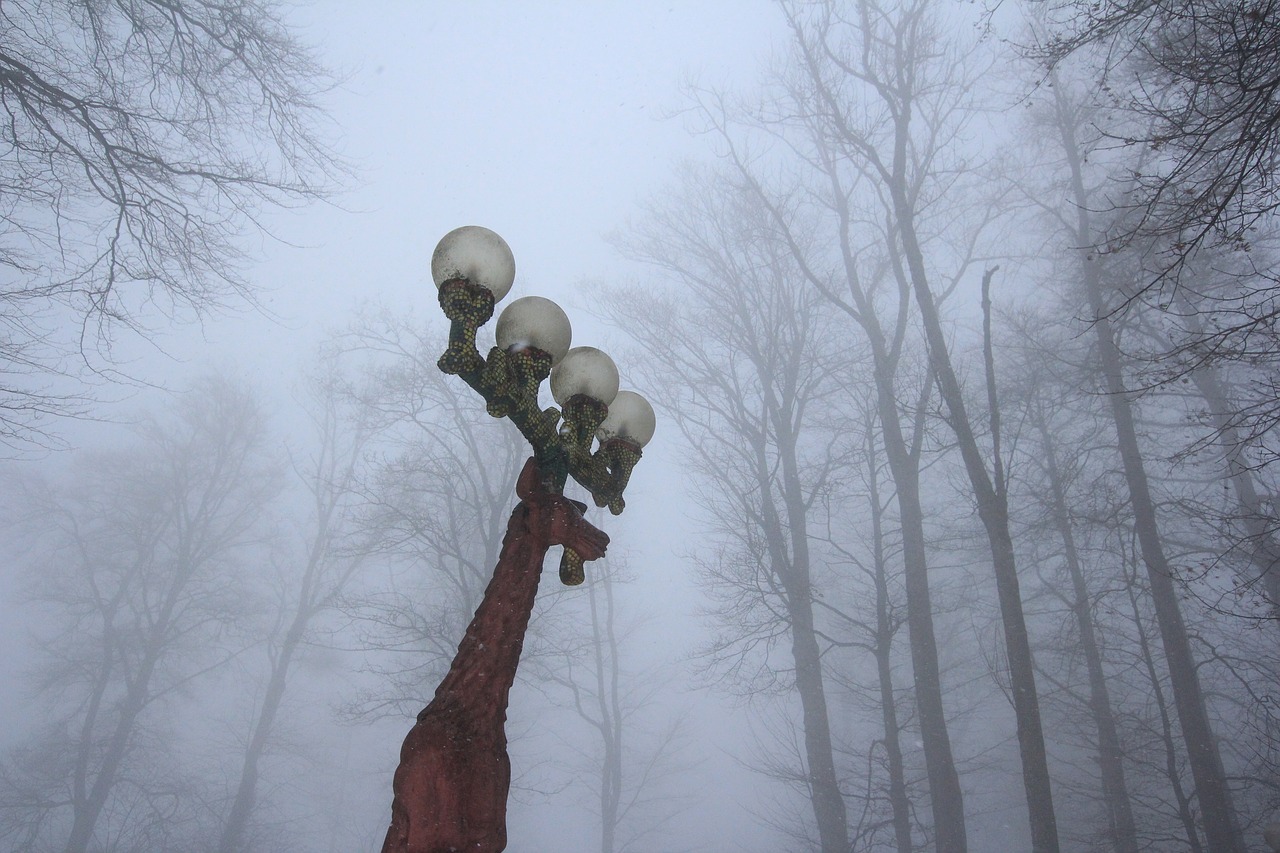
<box><xmin>380</xmin><ymin>226</ymin><xmax>654</xmax><ymax>853</ymax></box>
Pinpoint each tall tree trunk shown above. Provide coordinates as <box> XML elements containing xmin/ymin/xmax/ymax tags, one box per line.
<box><xmin>217</xmin><ymin>622</ymin><xmax>305</xmax><ymax>853</ymax></box>
<box><xmin>1176</xmin><ymin>306</ymin><xmax>1280</xmax><ymax>613</ymax></box>
<box><xmin>65</xmin><ymin>568</ymin><xmax>190</xmax><ymax>853</ymax></box>
<box><xmin>1189</xmin><ymin>373</ymin><xmax>1280</xmax><ymax>609</ymax></box>
<box><xmin>895</xmin><ymin>196</ymin><xmax>1060</xmax><ymax>853</ymax></box>
<box><xmin>1032</xmin><ymin>403</ymin><xmax>1139</xmax><ymax>853</ymax></box>
<box><xmin>586</xmin><ymin>570</ymin><xmax>623</xmax><ymax>853</ymax></box>
<box><xmin>779</xmin><ymin>182</ymin><xmax>967</xmax><ymax>853</ymax></box>
<box><xmin>1122</xmin><ymin>554</ymin><xmax>1204</xmax><ymax>853</ymax></box>
<box><xmin>770</xmin><ymin>421</ymin><xmax>850</xmax><ymax>853</ymax></box>
<box><xmin>866</xmin><ymin>424</ymin><xmax>915</xmax><ymax>853</ymax></box>
<box><xmin>870</xmin><ymin>337</ymin><xmax>968</xmax><ymax>853</ymax></box>
<box><xmin>1054</xmin><ymin>88</ymin><xmax>1247</xmax><ymax>853</ymax></box>
<box><xmin>64</xmin><ymin>688</ymin><xmax>148</xmax><ymax>853</ymax></box>
<box><xmin>1079</xmin><ymin>274</ymin><xmax>1244</xmax><ymax>853</ymax></box>
<box><xmin>787</xmin><ymin>586</ymin><xmax>850</xmax><ymax>853</ymax></box>
<box><xmin>725</xmin><ymin>10</ymin><xmax>968</xmax><ymax>838</ymax></box>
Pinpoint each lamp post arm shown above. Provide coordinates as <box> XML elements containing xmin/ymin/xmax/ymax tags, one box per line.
<box><xmin>435</xmin><ymin>281</ymin><xmax>642</xmax><ymax>513</ymax></box>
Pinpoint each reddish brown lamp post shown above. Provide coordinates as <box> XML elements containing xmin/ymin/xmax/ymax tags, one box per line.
<box><xmin>380</xmin><ymin>227</ymin><xmax>656</xmax><ymax>853</ymax></box>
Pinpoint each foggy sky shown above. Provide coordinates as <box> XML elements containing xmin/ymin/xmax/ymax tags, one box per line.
<box><xmin>10</xmin><ymin>3</ymin><xmax>1265</xmax><ymax>852</ymax></box>
<box><xmin>10</xmin><ymin>3</ymin><xmax>792</xmax><ymax>851</ymax></box>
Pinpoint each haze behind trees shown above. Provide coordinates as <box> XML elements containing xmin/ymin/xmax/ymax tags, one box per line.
<box><xmin>1</xmin><ymin>1</ymin><xmax>1279</xmax><ymax>852</ymax></box>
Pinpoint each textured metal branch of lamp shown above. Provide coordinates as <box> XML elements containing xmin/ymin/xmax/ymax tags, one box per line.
<box><xmin>436</xmin><ymin>277</ymin><xmax>643</xmax><ymax>583</ymax></box>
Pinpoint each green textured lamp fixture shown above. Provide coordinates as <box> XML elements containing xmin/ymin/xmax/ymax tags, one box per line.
<box><xmin>432</xmin><ymin>225</ymin><xmax>653</xmax><ymax>583</ymax></box>
<box><xmin>381</xmin><ymin>226</ymin><xmax>654</xmax><ymax>853</ymax></box>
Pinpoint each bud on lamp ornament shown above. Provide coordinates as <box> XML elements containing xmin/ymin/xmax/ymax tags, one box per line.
<box><xmin>381</xmin><ymin>227</ymin><xmax>654</xmax><ymax>853</ymax></box>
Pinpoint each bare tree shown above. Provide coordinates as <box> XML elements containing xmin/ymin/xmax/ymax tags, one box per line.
<box><xmin>1116</xmin><ymin>534</ymin><xmax>1207</xmax><ymax>853</ymax></box>
<box><xmin>822</xmin><ymin>398</ymin><xmax>917</xmax><ymax>853</ymax></box>
<box><xmin>611</xmin><ymin>167</ymin><xmax>852</xmax><ymax>852</ymax></box>
<box><xmin>1031</xmin><ymin>65</ymin><xmax>1247</xmax><ymax>853</ymax></box>
<box><xmin>1026</xmin><ymin>0</ymin><xmax>1280</xmax><ymax>507</ymax></box>
<box><xmin>1019</xmin><ymin>373</ymin><xmax>1140</xmax><ymax>853</ymax></box>
<box><xmin>0</xmin><ymin>377</ymin><xmax>278</xmax><ymax>853</ymax></box>
<box><xmin>685</xmin><ymin>61</ymin><xmax>975</xmax><ymax>853</ymax></box>
<box><xmin>1175</xmin><ymin>312</ymin><xmax>1280</xmax><ymax>614</ymax></box>
<box><xmin>807</xmin><ymin>6</ymin><xmax>1054</xmax><ymax>847</ymax></box>
<box><xmin>1031</xmin><ymin>0</ymin><xmax>1280</xmax><ymax>271</ymax></box>
<box><xmin>216</xmin><ymin>356</ymin><xmax>386</xmax><ymax>853</ymax></box>
<box><xmin>714</xmin><ymin>1</ymin><xmax>1059</xmax><ymax>847</ymax></box>
<box><xmin>530</xmin><ymin>558</ymin><xmax>692</xmax><ymax>853</ymax></box>
<box><xmin>0</xmin><ymin>0</ymin><xmax>342</xmax><ymax>450</ymax></box>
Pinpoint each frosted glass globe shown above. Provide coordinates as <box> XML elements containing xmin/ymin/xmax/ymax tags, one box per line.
<box><xmin>550</xmin><ymin>346</ymin><xmax>619</xmax><ymax>405</ymax></box>
<box><xmin>496</xmin><ymin>296</ymin><xmax>572</xmax><ymax>365</ymax></box>
<box><xmin>596</xmin><ymin>390</ymin><xmax>656</xmax><ymax>447</ymax></box>
<box><xmin>431</xmin><ymin>226</ymin><xmax>516</xmax><ymax>300</ymax></box>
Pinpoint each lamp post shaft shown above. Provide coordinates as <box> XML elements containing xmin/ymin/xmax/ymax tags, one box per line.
<box><xmin>382</xmin><ymin>228</ymin><xmax>648</xmax><ymax>851</ymax></box>
<box><xmin>380</xmin><ymin>459</ymin><xmax>608</xmax><ymax>853</ymax></box>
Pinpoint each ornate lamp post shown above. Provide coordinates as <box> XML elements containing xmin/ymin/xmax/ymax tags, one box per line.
<box><xmin>380</xmin><ymin>226</ymin><xmax>654</xmax><ymax>853</ymax></box>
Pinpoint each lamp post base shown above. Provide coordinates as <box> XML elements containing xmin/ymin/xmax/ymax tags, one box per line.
<box><xmin>380</xmin><ymin>458</ymin><xmax>608</xmax><ymax>853</ymax></box>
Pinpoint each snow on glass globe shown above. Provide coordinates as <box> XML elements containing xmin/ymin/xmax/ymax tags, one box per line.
<box><xmin>431</xmin><ymin>226</ymin><xmax>516</xmax><ymax>300</ymax></box>
<box><xmin>550</xmin><ymin>346</ymin><xmax>619</xmax><ymax>405</ymax></box>
<box><xmin>496</xmin><ymin>296</ymin><xmax>572</xmax><ymax>365</ymax></box>
<box><xmin>596</xmin><ymin>390</ymin><xmax>655</xmax><ymax>448</ymax></box>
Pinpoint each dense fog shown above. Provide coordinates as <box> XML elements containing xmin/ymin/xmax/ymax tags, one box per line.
<box><xmin>1</xmin><ymin>2</ymin><xmax>1277</xmax><ymax>852</ymax></box>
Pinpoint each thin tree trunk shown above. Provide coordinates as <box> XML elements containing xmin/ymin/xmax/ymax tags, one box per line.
<box><xmin>1122</xmin><ymin>554</ymin><xmax>1204</xmax><ymax>853</ymax></box>
<box><xmin>66</xmin><ymin>595</ymin><xmax>124</xmax><ymax>853</ymax></box>
<box><xmin>587</xmin><ymin>570</ymin><xmax>623</xmax><ymax>853</ymax></box>
<box><xmin>873</xmin><ymin>347</ymin><xmax>968</xmax><ymax>853</ymax></box>
<box><xmin>217</xmin><ymin>622</ymin><xmax>305</xmax><ymax>853</ymax></box>
<box><xmin>866</xmin><ymin>424</ymin><xmax>914</xmax><ymax>853</ymax></box>
<box><xmin>218</xmin><ymin>407</ymin><xmax>368</xmax><ymax>853</ymax></box>
<box><xmin>65</xmin><ymin>568</ymin><xmax>189</xmax><ymax>853</ymax></box>
<box><xmin>1189</xmin><ymin>372</ymin><xmax>1280</xmax><ymax>609</ymax></box>
<box><xmin>897</xmin><ymin>199</ymin><xmax>1060</xmax><ymax>853</ymax></box>
<box><xmin>773</xmin><ymin>426</ymin><xmax>850</xmax><ymax>853</ymax></box>
<box><xmin>787</xmin><ymin>587</ymin><xmax>851</xmax><ymax>853</ymax></box>
<box><xmin>790</xmin><ymin>187</ymin><xmax>966</xmax><ymax>853</ymax></box>
<box><xmin>724</xmin><ymin>308</ymin><xmax>852</xmax><ymax>853</ymax></box>
<box><xmin>1080</xmin><ymin>282</ymin><xmax>1244</xmax><ymax>853</ymax></box>
<box><xmin>1032</xmin><ymin>403</ymin><xmax>1139</xmax><ymax>853</ymax></box>
<box><xmin>724</xmin><ymin>20</ymin><xmax>968</xmax><ymax>837</ymax></box>
<box><xmin>64</xmin><ymin>688</ymin><xmax>148</xmax><ymax>853</ymax></box>
<box><xmin>831</xmin><ymin>206</ymin><xmax>969</xmax><ymax>850</ymax></box>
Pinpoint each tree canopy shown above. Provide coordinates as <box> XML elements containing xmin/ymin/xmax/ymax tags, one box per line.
<box><xmin>0</xmin><ymin>0</ymin><xmax>342</xmax><ymax>449</ymax></box>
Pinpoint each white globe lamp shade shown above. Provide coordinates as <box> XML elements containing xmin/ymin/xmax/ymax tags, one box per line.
<box><xmin>496</xmin><ymin>296</ymin><xmax>572</xmax><ymax>365</ymax></box>
<box><xmin>431</xmin><ymin>226</ymin><xmax>516</xmax><ymax>300</ymax></box>
<box><xmin>596</xmin><ymin>390</ymin><xmax>656</xmax><ymax>447</ymax></box>
<box><xmin>550</xmin><ymin>346</ymin><xmax>620</xmax><ymax>405</ymax></box>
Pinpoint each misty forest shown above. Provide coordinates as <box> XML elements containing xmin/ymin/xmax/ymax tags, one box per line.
<box><xmin>1</xmin><ymin>1</ymin><xmax>1279</xmax><ymax>851</ymax></box>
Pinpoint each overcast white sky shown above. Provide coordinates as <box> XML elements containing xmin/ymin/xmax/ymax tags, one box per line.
<box><xmin>140</xmin><ymin>3</ymin><xmax>787</xmax><ymax>594</ymax></box>
<box><xmin>173</xmin><ymin>2</ymin><xmax>781</xmax><ymax>373</ymax></box>
<box><xmin>208</xmin><ymin>0</ymin><xmax>788</xmax><ymax>681</ymax></box>
<box><xmin>185</xmin><ymin>3</ymin><xmax>791</xmax><ymax>849</ymax></box>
